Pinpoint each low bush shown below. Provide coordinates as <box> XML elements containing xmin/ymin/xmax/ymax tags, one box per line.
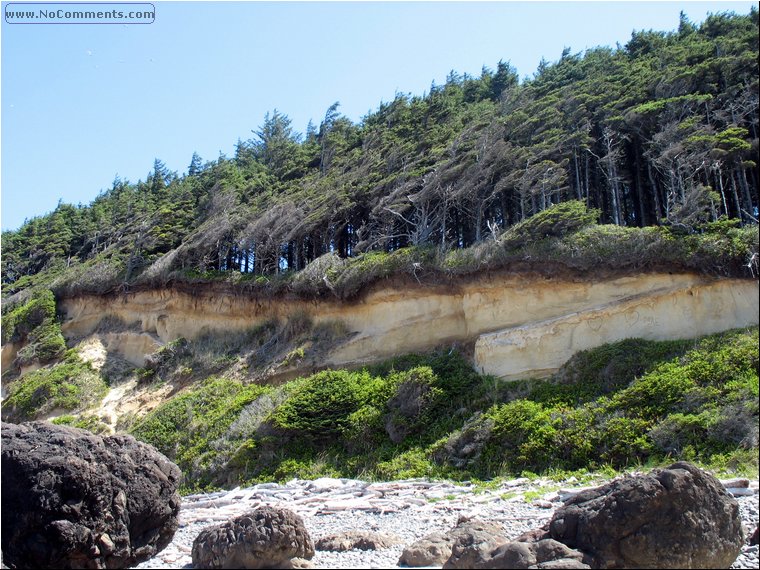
<box><xmin>128</xmin><ymin>328</ymin><xmax>758</xmax><ymax>489</ymax></box>
<box><xmin>1</xmin><ymin>351</ymin><xmax>107</xmax><ymax>422</ymax></box>
<box><xmin>130</xmin><ymin>377</ymin><xmax>269</xmax><ymax>481</ymax></box>
<box><xmin>437</xmin><ymin>327</ymin><xmax>758</xmax><ymax>478</ymax></box>
<box><xmin>500</xmin><ymin>200</ymin><xmax>600</xmax><ymax>247</ymax></box>
<box><xmin>1</xmin><ymin>289</ymin><xmax>66</xmax><ymax>366</ymax></box>
<box><xmin>332</xmin><ymin>246</ymin><xmax>437</xmax><ymax>299</ymax></box>
<box><xmin>51</xmin><ymin>413</ymin><xmax>111</xmax><ymax>434</ymax></box>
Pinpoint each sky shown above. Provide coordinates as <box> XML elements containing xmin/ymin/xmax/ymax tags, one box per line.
<box><xmin>1</xmin><ymin>0</ymin><xmax>756</xmax><ymax>231</ymax></box>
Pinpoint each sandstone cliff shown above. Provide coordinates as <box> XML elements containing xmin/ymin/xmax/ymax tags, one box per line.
<box><xmin>57</xmin><ymin>271</ymin><xmax>758</xmax><ymax>380</ymax></box>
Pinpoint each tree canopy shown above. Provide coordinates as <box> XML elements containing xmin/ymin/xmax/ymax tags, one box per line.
<box><xmin>2</xmin><ymin>9</ymin><xmax>758</xmax><ymax>299</ymax></box>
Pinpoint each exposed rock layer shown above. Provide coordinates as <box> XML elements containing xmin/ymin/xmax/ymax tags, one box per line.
<box><xmin>57</xmin><ymin>273</ymin><xmax>758</xmax><ymax>378</ymax></box>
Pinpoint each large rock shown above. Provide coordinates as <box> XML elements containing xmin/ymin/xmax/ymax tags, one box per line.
<box><xmin>401</xmin><ymin>517</ymin><xmax>506</xmax><ymax>568</ymax></box>
<box><xmin>316</xmin><ymin>530</ymin><xmax>400</xmax><ymax>552</ymax></box>
<box><xmin>441</xmin><ymin>518</ymin><xmax>508</xmax><ymax>569</ymax></box>
<box><xmin>399</xmin><ymin>531</ymin><xmax>453</xmax><ymax>566</ymax></box>
<box><xmin>438</xmin><ymin>522</ymin><xmax>588</xmax><ymax>570</ymax></box>
<box><xmin>549</xmin><ymin>461</ymin><xmax>744</xmax><ymax>569</ymax></box>
<box><xmin>191</xmin><ymin>507</ymin><xmax>314</xmax><ymax>569</ymax></box>
<box><xmin>402</xmin><ymin>518</ymin><xmax>507</xmax><ymax>568</ymax></box>
<box><xmin>1</xmin><ymin>421</ymin><xmax>181</xmax><ymax>569</ymax></box>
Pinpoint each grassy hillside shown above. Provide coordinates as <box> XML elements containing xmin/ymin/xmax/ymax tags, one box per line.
<box><xmin>120</xmin><ymin>327</ymin><xmax>758</xmax><ymax>491</ymax></box>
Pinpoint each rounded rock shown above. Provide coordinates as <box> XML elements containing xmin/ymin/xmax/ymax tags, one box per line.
<box><xmin>191</xmin><ymin>507</ymin><xmax>314</xmax><ymax>569</ymax></box>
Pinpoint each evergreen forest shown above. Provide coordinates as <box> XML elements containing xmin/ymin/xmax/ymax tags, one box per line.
<box><xmin>2</xmin><ymin>10</ymin><xmax>758</xmax><ymax>300</ymax></box>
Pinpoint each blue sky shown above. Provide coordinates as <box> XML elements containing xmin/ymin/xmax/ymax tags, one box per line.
<box><xmin>1</xmin><ymin>1</ymin><xmax>756</xmax><ymax>231</ymax></box>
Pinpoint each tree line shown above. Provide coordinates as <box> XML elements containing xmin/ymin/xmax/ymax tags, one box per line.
<box><xmin>2</xmin><ymin>9</ymin><xmax>757</xmax><ymax>294</ymax></box>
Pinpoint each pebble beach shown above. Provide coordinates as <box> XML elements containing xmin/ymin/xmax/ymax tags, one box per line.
<box><xmin>134</xmin><ymin>475</ymin><xmax>760</xmax><ymax>569</ymax></box>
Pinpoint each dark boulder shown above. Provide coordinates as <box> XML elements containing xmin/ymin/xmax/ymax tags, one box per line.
<box><xmin>1</xmin><ymin>421</ymin><xmax>181</xmax><ymax>569</ymax></box>
<box><xmin>549</xmin><ymin>461</ymin><xmax>744</xmax><ymax>569</ymax></box>
<box><xmin>191</xmin><ymin>507</ymin><xmax>314</xmax><ymax>569</ymax></box>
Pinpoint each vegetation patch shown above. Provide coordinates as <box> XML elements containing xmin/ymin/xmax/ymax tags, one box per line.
<box><xmin>1</xmin><ymin>289</ymin><xmax>66</xmax><ymax>367</ymax></box>
<box><xmin>1</xmin><ymin>350</ymin><xmax>108</xmax><ymax>422</ymax></box>
<box><xmin>129</xmin><ymin>377</ymin><xmax>270</xmax><ymax>486</ymax></box>
<box><xmin>51</xmin><ymin>414</ymin><xmax>111</xmax><ymax>434</ymax></box>
<box><xmin>126</xmin><ymin>328</ymin><xmax>758</xmax><ymax>491</ymax></box>
<box><xmin>439</xmin><ymin>327</ymin><xmax>759</xmax><ymax>478</ymax></box>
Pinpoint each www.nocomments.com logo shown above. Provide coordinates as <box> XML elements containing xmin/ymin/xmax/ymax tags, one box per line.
<box><xmin>5</xmin><ymin>3</ymin><xmax>155</xmax><ymax>24</ymax></box>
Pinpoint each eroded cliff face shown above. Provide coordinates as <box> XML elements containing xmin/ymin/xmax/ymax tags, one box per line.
<box><xmin>57</xmin><ymin>272</ymin><xmax>759</xmax><ymax>380</ymax></box>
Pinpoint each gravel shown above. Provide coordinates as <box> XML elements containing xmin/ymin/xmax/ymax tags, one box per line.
<box><xmin>133</xmin><ymin>476</ymin><xmax>760</xmax><ymax>569</ymax></box>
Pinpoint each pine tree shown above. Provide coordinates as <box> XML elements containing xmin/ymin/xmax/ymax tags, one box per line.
<box><xmin>188</xmin><ymin>152</ymin><xmax>203</xmax><ymax>176</ymax></box>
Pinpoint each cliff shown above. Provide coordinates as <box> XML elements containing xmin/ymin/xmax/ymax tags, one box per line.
<box><xmin>57</xmin><ymin>271</ymin><xmax>759</xmax><ymax>380</ymax></box>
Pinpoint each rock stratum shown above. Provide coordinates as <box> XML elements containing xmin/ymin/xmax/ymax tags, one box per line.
<box><xmin>57</xmin><ymin>272</ymin><xmax>758</xmax><ymax>379</ymax></box>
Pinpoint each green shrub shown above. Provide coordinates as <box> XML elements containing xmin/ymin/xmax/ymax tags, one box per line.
<box><xmin>611</xmin><ymin>362</ymin><xmax>697</xmax><ymax>419</ymax></box>
<box><xmin>375</xmin><ymin>447</ymin><xmax>439</xmax><ymax>480</ymax></box>
<box><xmin>1</xmin><ymin>289</ymin><xmax>65</xmax><ymax>365</ymax></box>
<box><xmin>271</xmin><ymin>370</ymin><xmax>372</xmax><ymax>438</ymax></box>
<box><xmin>369</xmin><ymin>349</ymin><xmax>481</xmax><ymax>398</ymax></box>
<box><xmin>548</xmin><ymin>337</ymin><xmax>692</xmax><ymax>402</ymax></box>
<box><xmin>51</xmin><ymin>413</ymin><xmax>111</xmax><ymax>434</ymax></box>
<box><xmin>648</xmin><ymin>411</ymin><xmax>718</xmax><ymax>455</ymax></box>
<box><xmin>130</xmin><ymin>377</ymin><xmax>269</xmax><ymax>478</ymax></box>
<box><xmin>1</xmin><ymin>351</ymin><xmax>107</xmax><ymax>421</ymax></box>
<box><xmin>272</xmin><ymin>457</ymin><xmax>342</xmax><ymax>482</ymax></box>
<box><xmin>136</xmin><ymin>329</ymin><xmax>759</xmax><ymax>488</ymax></box>
<box><xmin>15</xmin><ymin>321</ymin><xmax>67</xmax><ymax>365</ymax></box>
<box><xmin>683</xmin><ymin>224</ymin><xmax>758</xmax><ymax>276</ymax></box>
<box><xmin>482</xmin><ymin>400</ymin><xmax>557</xmax><ymax>472</ymax></box>
<box><xmin>333</xmin><ymin>246</ymin><xmax>437</xmax><ymax>298</ymax></box>
<box><xmin>383</xmin><ymin>366</ymin><xmax>443</xmax><ymax>443</ymax></box>
<box><xmin>501</xmin><ymin>200</ymin><xmax>600</xmax><ymax>247</ymax></box>
<box><xmin>437</xmin><ymin>327</ymin><xmax>758</xmax><ymax>479</ymax></box>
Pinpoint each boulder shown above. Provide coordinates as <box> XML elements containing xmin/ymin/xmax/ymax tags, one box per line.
<box><xmin>1</xmin><ymin>421</ymin><xmax>181</xmax><ymax>569</ymax></box>
<box><xmin>401</xmin><ymin>517</ymin><xmax>507</xmax><ymax>568</ymax></box>
<box><xmin>440</xmin><ymin>525</ymin><xmax>589</xmax><ymax>570</ymax></box>
<box><xmin>441</xmin><ymin>518</ymin><xmax>508</xmax><ymax>569</ymax></box>
<box><xmin>487</xmin><ymin>539</ymin><xmax>590</xmax><ymax>569</ymax></box>
<box><xmin>315</xmin><ymin>530</ymin><xmax>400</xmax><ymax>551</ymax></box>
<box><xmin>549</xmin><ymin>461</ymin><xmax>744</xmax><ymax>569</ymax></box>
<box><xmin>191</xmin><ymin>507</ymin><xmax>314</xmax><ymax>569</ymax></box>
<box><xmin>399</xmin><ymin>531</ymin><xmax>453</xmax><ymax>566</ymax></box>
